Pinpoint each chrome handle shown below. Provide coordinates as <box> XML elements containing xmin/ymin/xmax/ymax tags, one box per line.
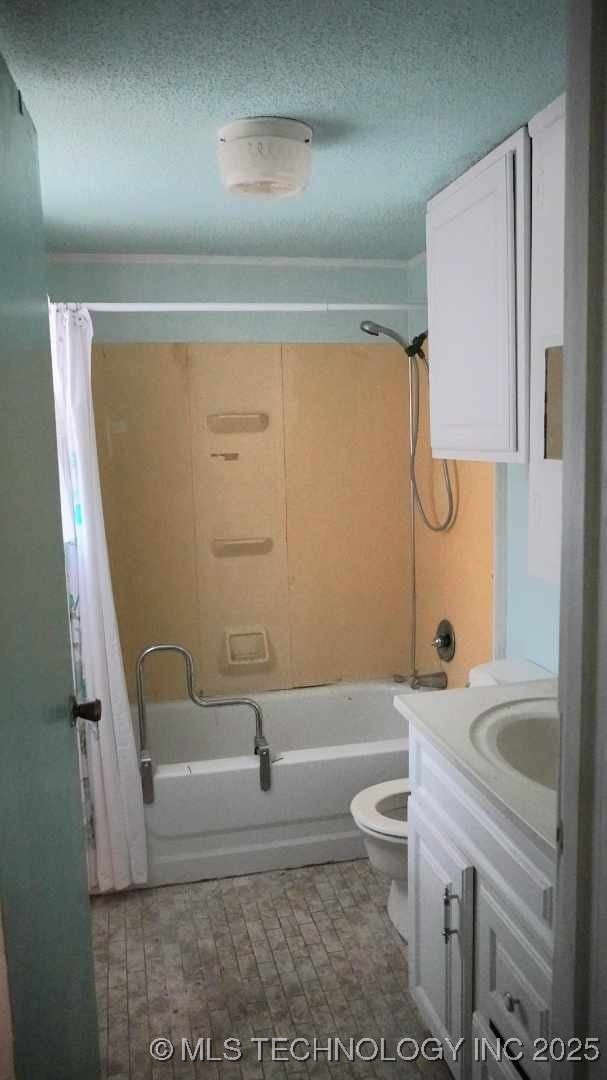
<box><xmin>504</xmin><ymin>992</ymin><xmax>520</xmax><ymax>1013</ymax></box>
<box><xmin>70</xmin><ymin>694</ymin><xmax>102</xmax><ymax>726</ymax></box>
<box><xmin>431</xmin><ymin>634</ymin><xmax>450</xmax><ymax>649</ymax></box>
<box><xmin>442</xmin><ymin>886</ymin><xmax>458</xmax><ymax>942</ymax></box>
<box><xmin>430</xmin><ymin>619</ymin><xmax>456</xmax><ymax>662</ymax></box>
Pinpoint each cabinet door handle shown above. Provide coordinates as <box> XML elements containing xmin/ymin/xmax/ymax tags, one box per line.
<box><xmin>442</xmin><ymin>886</ymin><xmax>458</xmax><ymax>942</ymax></box>
<box><xmin>504</xmin><ymin>992</ymin><xmax>520</xmax><ymax>1013</ymax></box>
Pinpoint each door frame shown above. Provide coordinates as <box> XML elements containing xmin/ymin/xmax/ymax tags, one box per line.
<box><xmin>551</xmin><ymin>0</ymin><xmax>607</xmax><ymax>1071</ymax></box>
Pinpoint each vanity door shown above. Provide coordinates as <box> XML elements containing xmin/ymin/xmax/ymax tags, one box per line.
<box><xmin>408</xmin><ymin>799</ymin><xmax>475</xmax><ymax>1079</ymax></box>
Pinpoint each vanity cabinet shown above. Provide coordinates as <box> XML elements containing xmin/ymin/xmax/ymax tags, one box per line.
<box><xmin>425</xmin><ymin>128</ymin><xmax>530</xmax><ymax>462</ymax></box>
<box><xmin>408</xmin><ymin>725</ymin><xmax>555</xmax><ymax>1080</ymax></box>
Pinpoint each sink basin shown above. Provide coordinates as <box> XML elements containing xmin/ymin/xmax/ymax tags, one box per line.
<box><xmin>470</xmin><ymin>697</ymin><xmax>560</xmax><ymax>790</ymax></box>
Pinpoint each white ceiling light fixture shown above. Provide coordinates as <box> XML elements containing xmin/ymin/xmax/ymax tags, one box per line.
<box><xmin>217</xmin><ymin>116</ymin><xmax>313</xmax><ymax>199</ymax></box>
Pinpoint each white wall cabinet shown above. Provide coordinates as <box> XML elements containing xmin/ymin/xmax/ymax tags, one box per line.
<box><xmin>527</xmin><ymin>96</ymin><xmax>566</xmax><ymax>584</ymax></box>
<box><xmin>408</xmin><ymin>725</ymin><xmax>555</xmax><ymax>1080</ymax></box>
<box><xmin>426</xmin><ymin>129</ymin><xmax>530</xmax><ymax>462</ymax></box>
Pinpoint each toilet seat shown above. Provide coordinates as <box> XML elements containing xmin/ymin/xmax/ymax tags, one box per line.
<box><xmin>350</xmin><ymin>779</ymin><xmax>410</xmax><ymax>839</ymax></box>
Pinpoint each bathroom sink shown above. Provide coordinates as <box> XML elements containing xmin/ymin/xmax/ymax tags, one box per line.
<box><xmin>470</xmin><ymin>697</ymin><xmax>560</xmax><ymax>790</ymax></box>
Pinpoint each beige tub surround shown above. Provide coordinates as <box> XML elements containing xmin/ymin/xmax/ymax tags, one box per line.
<box><xmin>93</xmin><ymin>344</ymin><xmax>202</xmax><ymax>702</ymax></box>
<box><xmin>188</xmin><ymin>343</ymin><xmax>292</xmax><ymax>694</ymax></box>
<box><xmin>282</xmin><ymin>344</ymin><xmax>412</xmax><ymax>686</ymax></box>
<box><xmin>94</xmin><ymin>342</ymin><xmax>413</xmax><ymax>698</ymax></box>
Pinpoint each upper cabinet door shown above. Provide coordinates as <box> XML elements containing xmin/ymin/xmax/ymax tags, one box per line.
<box><xmin>426</xmin><ymin>128</ymin><xmax>530</xmax><ymax>461</ymax></box>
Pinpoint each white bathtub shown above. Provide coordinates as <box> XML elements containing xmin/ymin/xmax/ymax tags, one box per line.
<box><xmin>141</xmin><ymin>680</ymin><xmax>410</xmax><ymax>887</ymax></box>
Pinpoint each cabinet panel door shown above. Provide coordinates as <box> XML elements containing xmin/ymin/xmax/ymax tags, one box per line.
<box><xmin>476</xmin><ymin>883</ymin><xmax>551</xmax><ymax>1080</ymax></box>
<box><xmin>409</xmin><ymin>800</ymin><xmax>474</xmax><ymax>1079</ymax></box>
<box><xmin>426</xmin><ymin>130</ymin><xmax>529</xmax><ymax>462</ymax></box>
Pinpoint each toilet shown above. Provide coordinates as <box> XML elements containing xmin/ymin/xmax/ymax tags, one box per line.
<box><xmin>350</xmin><ymin>658</ymin><xmax>552</xmax><ymax>939</ymax></box>
<box><xmin>350</xmin><ymin>778</ymin><xmax>411</xmax><ymax>937</ymax></box>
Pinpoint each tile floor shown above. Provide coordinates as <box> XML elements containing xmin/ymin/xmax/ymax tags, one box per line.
<box><xmin>92</xmin><ymin>859</ymin><xmax>449</xmax><ymax>1080</ymax></box>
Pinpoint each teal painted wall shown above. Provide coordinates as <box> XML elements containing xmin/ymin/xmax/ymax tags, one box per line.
<box><xmin>47</xmin><ymin>257</ymin><xmax>414</xmax><ymax>343</ymax></box>
<box><xmin>505</xmin><ymin>466</ymin><xmax>560</xmax><ymax>672</ymax></box>
<box><xmin>405</xmin><ymin>256</ymin><xmax>560</xmax><ymax>672</ymax></box>
<box><xmin>0</xmin><ymin>54</ymin><xmax>99</xmax><ymax>1079</ymax></box>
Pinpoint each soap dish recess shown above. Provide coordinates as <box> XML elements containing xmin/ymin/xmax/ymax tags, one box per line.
<box><xmin>224</xmin><ymin>626</ymin><xmax>270</xmax><ymax>667</ymax></box>
<box><xmin>207</xmin><ymin>412</ymin><xmax>269</xmax><ymax>434</ymax></box>
<box><xmin>212</xmin><ymin>537</ymin><xmax>273</xmax><ymax>557</ymax></box>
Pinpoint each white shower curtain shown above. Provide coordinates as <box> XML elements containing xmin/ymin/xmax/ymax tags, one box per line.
<box><xmin>49</xmin><ymin>303</ymin><xmax>147</xmax><ymax>892</ymax></box>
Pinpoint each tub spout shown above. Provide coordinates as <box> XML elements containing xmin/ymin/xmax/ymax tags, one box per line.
<box><xmin>410</xmin><ymin>671</ymin><xmax>448</xmax><ymax>691</ymax></box>
<box><xmin>255</xmin><ymin>735</ymin><xmax>272</xmax><ymax>791</ymax></box>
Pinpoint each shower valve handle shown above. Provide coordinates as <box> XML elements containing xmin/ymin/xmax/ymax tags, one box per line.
<box><xmin>431</xmin><ymin>633</ymin><xmax>451</xmax><ymax>649</ymax></box>
<box><xmin>430</xmin><ymin>619</ymin><xmax>456</xmax><ymax>662</ymax></box>
<box><xmin>70</xmin><ymin>694</ymin><xmax>102</xmax><ymax>726</ymax></box>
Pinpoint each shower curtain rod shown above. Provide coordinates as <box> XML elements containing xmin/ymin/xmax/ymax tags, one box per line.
<box><xmin>77</xmin><ymin>301</ymin><xmax>420</xmax><ymax>313</ymax></box>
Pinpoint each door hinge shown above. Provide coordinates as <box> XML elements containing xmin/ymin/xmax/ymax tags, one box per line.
<box><xmin>556</xmin><ymin>819</ymin><xmax>564</xmax><ymax>855</ymax></box>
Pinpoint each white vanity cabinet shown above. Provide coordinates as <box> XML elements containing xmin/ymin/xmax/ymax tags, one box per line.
<box><xmin>408</xmin><ymin>724</ymin><xmax>555</xmax><ymax>1080</ymax></box>
<box><xmin>426</xmin><ymin>128</ymin><xmax>530</xmax><ymax>462</ymax></box>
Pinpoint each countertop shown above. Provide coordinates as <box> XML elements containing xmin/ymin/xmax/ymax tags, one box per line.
<box><xmin>394</xmin><ymin>678</ymin><xmax>559</xmax><ymax>850</ymax></box>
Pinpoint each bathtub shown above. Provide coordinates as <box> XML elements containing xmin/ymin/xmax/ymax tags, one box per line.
<box><xmin>141</xmin><ymin>680</ymin><xmax>410</xmax><ymax>887</ymax></box>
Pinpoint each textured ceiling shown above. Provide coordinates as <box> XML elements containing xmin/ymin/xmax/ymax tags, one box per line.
<box><xmin>0</xmin><ymin>0</ymin><xmax>565</xmax><ymax>258</ymax></box>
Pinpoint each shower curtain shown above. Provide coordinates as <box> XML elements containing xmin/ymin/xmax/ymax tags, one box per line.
<box><xmin>49</xmin><ymin>303</ymin><xmax>147</xmax><ymax>891</ymax></box>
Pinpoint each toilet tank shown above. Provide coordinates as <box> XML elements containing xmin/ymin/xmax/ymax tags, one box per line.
<box><xmin>468</xmin><ymin>658</ymin><xmax>553</xmax><ymax>687</ymax></box>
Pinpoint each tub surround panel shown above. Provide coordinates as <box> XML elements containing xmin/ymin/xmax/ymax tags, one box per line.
<box><xmin>283</xmin><ymin>344</ymin><xmax>412</xmax><ymax>686</ymax></box>
<box><xmin>93</xmin><ymin>343</ymin><xmax>202</xmax><ymax>701</ymax></box>
<box><xmin>188</xmin><ymin>343</ymin><xmax>292</xmax><ymax>694</ymax></box>
<box><xmin>94</xmin><ymin>342</ymin><xmax>413</xmax><ymax>698</ymax></box>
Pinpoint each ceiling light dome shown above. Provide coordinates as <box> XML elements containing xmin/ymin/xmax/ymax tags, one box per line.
<box><xmin>217</xmin><ymin>117</ymin><xmax>313</xmax><ymax>198</ymax></box>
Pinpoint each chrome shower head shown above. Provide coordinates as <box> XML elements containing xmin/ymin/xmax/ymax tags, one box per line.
<box><xmin>360</xmin><ymin>320</ymin><xmax>381</xmax><ymax>336</ymax></box>
<box><xmin>360</xmin><ymin>320</ymin><xmax>409</xmax><ymax>351</ymax></box>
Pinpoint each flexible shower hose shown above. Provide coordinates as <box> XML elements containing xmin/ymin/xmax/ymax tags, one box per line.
<box><xmin>409</xmin><ymin>349</ymin><xmax>456</xmax><ymax>532</ymax></box>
